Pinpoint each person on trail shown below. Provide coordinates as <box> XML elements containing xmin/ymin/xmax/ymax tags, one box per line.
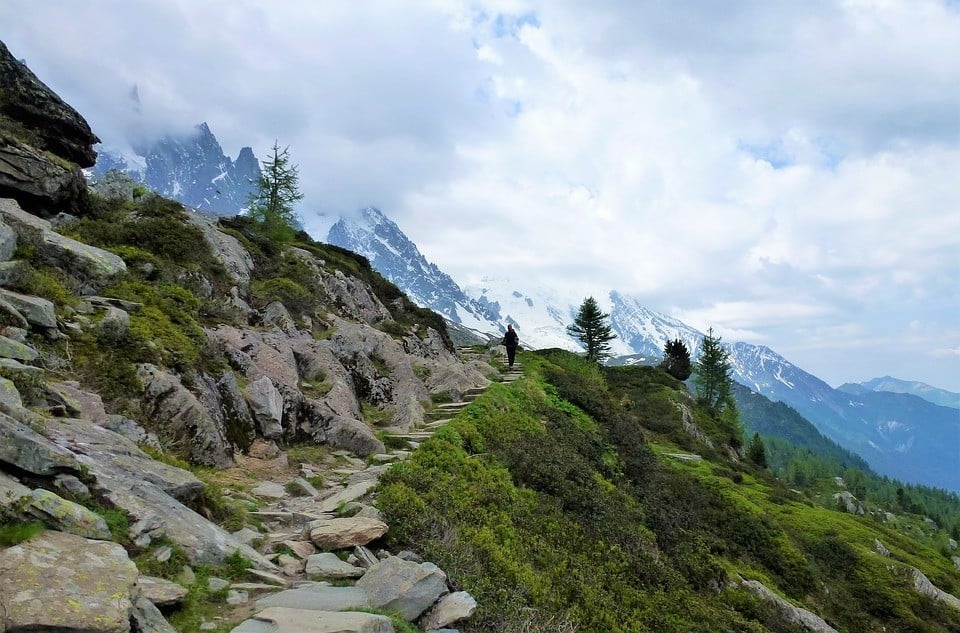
<box><xmin>502</xmin><ymin>324</ymin><xmax>519</xmax><ymax>369</ymax></box>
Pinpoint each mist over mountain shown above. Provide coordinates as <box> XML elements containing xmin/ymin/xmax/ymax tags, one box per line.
<box><xmin>327</xmin><ymin>207</ymin><xmax>960</xmax><ymax>492</ymax></box>
<box><xmin>91</xmin><ymin>122</ymin><xmax>259</xmax><ymax>216</ymax></box>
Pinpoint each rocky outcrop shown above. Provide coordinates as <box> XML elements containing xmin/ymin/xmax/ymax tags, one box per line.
<box><xmin>833</xmin><ymin>491</ymin><xmax>865</xmax><ymax>515</ymax></box>
<box><xmin>739</xmin><ymin>578</ymin><xmax>838</xmax><ymax>632</ymax></box>
<box><xmin>0</xmin><ymin>198</ymin><xmax>126</xmax><ymax>289</ymax></box>
<box><xmin>912</xmin><ymin>568</ymin><xmax>960</xmax><ymax>611</ymax></box>
<box><xmin>138</xmin><ymin>364</ymin><xmax>235</xmax><ymax>468</ymax></box>
<box><xmin>0</xmin><ymin>41</ymin><xmax>98</xmax><ymax>214</ymax></box>
<box><xmin>184</xmin><ymin>207</ymin><xmax>254</xmax><ymax>289</ymax></box>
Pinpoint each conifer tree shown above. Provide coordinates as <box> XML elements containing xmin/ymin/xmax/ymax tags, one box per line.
<box><xmin>660</xmin><ymin>338</ymin><xmax>692</xmax><ymax>380</ymax></box>
<box><xmin>747</xmin><ymin>432</ymin><xmax>767</xmax><ymax>467</ymax></box>
<box><xmin>693</xmin><ymin>327</ymin><xmax>734</xmax><ymax>416</ymax></box>
<box><xmin>248</xmin><ymin>141</ymin><xmax>303</xmax><ymax>243</ymax></box>
<box><xmin>567</xmin><ymin>296</ymin><xmax>617</xmax><ymax>363</ymax></box>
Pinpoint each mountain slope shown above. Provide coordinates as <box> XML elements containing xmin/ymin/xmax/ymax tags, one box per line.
<box><xmin>839</xmin><ymin>376</ymin><xmax>960</xmax><ymax>409</ymax></box>
<box><xmin>325</xmin><ymin>207</ymin><xmax>960</xmax><ymax>491</ymax></box>
<box><xmin>91</xmin><ymin>122</ymin><xmax>259</xmax><ymax>216</ymax></box>
<box><xmin>327</xmin><ymin>207</ymin><xmax>501</xmax><ymax>333</ymax></box>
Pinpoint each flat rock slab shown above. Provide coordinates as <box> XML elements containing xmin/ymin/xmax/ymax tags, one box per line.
<box><xmin>305</xmin><ymin>552</ymin><xmax>365</xmax><ymax>579</ymax></box>
<box><xmin>0</xmin><ymin>410</ymin><xmax>80</xmax><ymax>475</ymax></box>
<box><xmin>138</xmin><ymin>575</ymin><xmax>190</xmax><ymax>607</ymax></box>
<box><xmin>0</xmin><ymin>530</ymin><xmax>138</xmax><ymax>633</ymax></box>
<box><xmin>256</xmin><ymin>586</ymin><xmax>371</xmax><ymax>612</ymax></box>
<box><xmin>317</xmin><ymin>480</ymin><xmax>377</xmax><ymax>513</ymax></box>
<box><xmin>309</xmin><ymin>517</ymin><xmax>388</xmax><ymax>550</ymax></box>
<box><xmin>251</xmin><ymin>481</ymin><xmax>288</xmax><ymax>499</ymax></box>
<box><xmin>231</xmin><ymin>607</ymin><xmax>393</xmax><ymax>633</ymax></box>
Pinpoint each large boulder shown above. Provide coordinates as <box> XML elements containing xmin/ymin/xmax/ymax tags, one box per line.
<box><xmin>740</xmin><ymin>578</ymin><xmax>838</xmax><ymax>632</ymax></box>
<box><xmin>420</xmin><ymin>591</ymin><xmax>478</xmax><ymax>630</ymax></box>
<box><xmin>912</xmin><ymin>567</ymin><xmax>960</xmax><ymax>611</ymax></box>
<box><xmin>0</xmin><ymin>287</ymin><xmax>56</xmax><ymax>329</ymax></box>
<box><xmin>0</xmin><ymin>530</ymin><xmax>138</xmax><ymax>633</ymax></box>
<box><xmin>0</xmin><ymin>198</ymin><xmax>126</xmax><ymax>288</ymax></box>
<box><xmin>308</xmin><ymin>517</ymin><xmax>389</xmax><ymax>550</ymax></box>
<box><xmin>246</xmin><ymin>375</ymin><xmax>285</xmax><ymax>439</ymax></box>
<box><xmin>355</xmin><ymin>556</ymin><xmax>449</xmax><ymax>621</ymax></box>
<box><xmin>0</xmin><ymin>41</ymin><xmax>97</xmax><ymax>215</ymax></box>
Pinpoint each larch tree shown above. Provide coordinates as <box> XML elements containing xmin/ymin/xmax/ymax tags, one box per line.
<box><xmin>567</xmin><ymin>296</ymin><xmax>617</xmax><ymax>363</ymax></box>
<box><xmin>248</xmin><ymin>141</ymin><xmax>303</xmax><ymax>244</ymax></box>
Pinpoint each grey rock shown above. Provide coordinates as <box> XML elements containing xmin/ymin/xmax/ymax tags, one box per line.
<box><xmin>0</xmin><ymin>333</ymin><xmax>38</xmax><ymax>361</ymax></box>
<box><xmin>0</xmin><ymin>375</ymin><xmax>22</xmax><ymax>408</ymax></box>
<box><xmin>0</xmin><ymin>470</ymin><xmax>31</xmax><ymax>508</ymax></box>
<box><xmin>740</xmin><ymin>578</ymin><xmax>838</xmax><ymax>632</ymax></box>
<box><xmin>278</xmin><ymin>553</ymin><xmax>305</xmax><ymax>576</ymax></box>
<box><xmin>875</xmin><ymin>539</ymin><xmax>891</xmax><ymax>557</ymax></box>
<box><xmin>0</xmin><ymin>259</ymin><xmax>28</xmax><ymax>286</ymax></box>
<box><xmin>305</xmin><ymin>552</ymin><xmax>365</xmax><ymax>579</ymax></box>
<box><xmin>355</xmin><ymin>556</ymin><xmax>449</xmax><ymax>621</ymax></box>
<box><xmin>232</xmin><ymin>607</ymin><xmax>393</xmax><ymax>633</ymax></box>
<box><xmin>0</xmin><ymin>410</ymin><xmax>80</xmax><ymax>475</ymax></box>
<box><xmin>246</xmin><ymin>375</ymin><xmax>285</xmax><ymax>439</ymax></box>
<box><xmin>953</xmin><ymin>556</ymin><xmax>960</xmax><ymax>570</ymax></box>
<box><xmin>131</xmin><ymin>595</ymin><xmax>178</xmax><ymax>633</ymax></box>
<box><xmin>355</xmin><ymin>505</ymin><xmax>384</xmax><ymax>522</ymax></box>
<box><xmin>90</xmin><ymin>169</ymin><xmax>139</xmax><ymax>201</ymax></box>
<box><xmin>353</xmin><ymin>545</ymin><xmax>380</xmax><ymax>569</ymax></box>
<box><xmin>0</xmin><ymin>287</ymin><xmax>56</xmax><ymax>328</ymax></box>
<box><xmin>833</xmin><ymin>491</ymin><xmax>865</xmax><ymax>515</ymax></box>
<box><xmin>183</xmin><ymin>208</ymin><xmax>254</xmax><ymax>289</ymax></box>
<box><xmin>208</xmin><ymin>577</ymin><xmax>231</xmax><ymax>592</ymax></box>
<box><xmin>262</xmin><ymin>300</ymin><xmax>297</xmax><ymax>332</ymax></box>
<box><xmin>227</xmin><ymin>589</ymin><xmax>250</xmax><ymax>605</ymax></box>
<box><xmin>216</xmin><ymin>370</ymin><xmax>256</xmax><ymax>449</ymax></box>
<box><xmin>232</xmin><ymin>526</ymin><xmax>263</xmax><ymax>545</ymax></box>
<box><xmin>0</xmin><ymin>219</ymin><xmax>16</xmax><ymax>261</ymax></box>
<box><xmin>0</xmin><ymin>198</ymin><xmax>126</xmax><ymax>287</ymax></box>
<box><xmin>421</xmin><ymin>591</ymin><xmax>478</xmax><ymax>630</ymax></box>
<box><xmin>100</xmin><ymin>305</ymin><xmax>130</xmax><ymax>332</ymax></box>
<box><xmin>396</xmin><ymin>550</ymin><xmax>423</xmax><ymax>563</ymax></box>
<box><xmin>309</xmin><ymin>517</ymin><xmax>387</xmax><ymax>550</ymax></box>
<box><xmin>288</xmin><ymin>476</ymin><xmax>320</xmax><ymax>497</ymax></box>
<box><xmin>138</xmin><ymin>575</ymin><xmax>190</xmax><ymax>607</ymax></box>
<box><xmin>950</xmin><ymin>538</ymin><xmax>958</xmax><ymax>550</ymax></box>
<box><xmin>321</xmin><ymin>414</ymin><xmax>385</xmax><ymax>457</ymax></box>
<box><xmin>138</xmin><ymin>364</ymin><xmax>235</xmax><ymax>467</ymax></box>
<box><xmin>256</xmin><ymin>586</ymin><xmax>371</xmax><ymax>612</ymax></box>
<box><xmin>282</xmin><ymin>540</ymin><xmax>316</xmax><ymax>560</ymax></box>
<box><xmin>0</xmin><ymin>530</ymin><xmax>138</xmax><ymax>633</ymax></box>
<box><xmin>912</xmin><ymin>567</ymin><xmax>960</xmax><ymax>611</ymax></box>
<box><xmin>101</xmin><ymin>413</ymin><xmax>161</xmax><ymax>449</ymax></box>
<box><xmin>53</xmin><ymin>473</ymin><xmax>90</xmax><ymax>497</ymax></box>
<box><xmin>25</xmin><ymin>488</ymin><xmax>112</xmax><ymax>540</ymax></box>
<box><xmin>178</xmin><ymin>565</ymin><xmax>197</xmax><ymax>586</ymax></box>
<box><xmin>251</xmin><ymin>481</ymin><xmax>288</xmax><ymax>499</ymax></box>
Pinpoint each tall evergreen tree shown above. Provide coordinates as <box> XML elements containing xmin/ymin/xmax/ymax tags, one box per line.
<box><xmin>248</xmin><ymin>141</ymin><xmax>303</xmax><ymax>243</ymax></box>
<box><xmin>747</xmin><ymin>432</ymin><xmax>768</xmax><ymax>468</ymax></box>
<box><xmin>660</xmin><ymin>338</ymin><xmax>692</xmax><ymax>380</ymax></box>
<box><xmin>567</xmin><ymin>296</ymin><xmax>617</xmax><ymax>363</ymax></box>
<box><xmin>693</xmin><ymin>327</ymin><xmax>734</xmax><ymax>416</ymax></box>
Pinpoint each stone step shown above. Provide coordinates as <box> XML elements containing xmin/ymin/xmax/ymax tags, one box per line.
<box><xmin>434</xmin><ymin>401</ymin><xmax>469</xmax><ymax>409</ymax></box>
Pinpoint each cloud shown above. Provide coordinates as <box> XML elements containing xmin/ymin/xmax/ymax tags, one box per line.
<box><xmin>1</xmin><ymin>0</ymin><xmax>957</xmax><ymax>389</ymax></box>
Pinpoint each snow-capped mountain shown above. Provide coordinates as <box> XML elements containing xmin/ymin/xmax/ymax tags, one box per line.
<box><xmin>326</xmin><ymin>208</ymin><xmax>501</xmax><ymax>333</ymax></box>
<box><xmin>325</xmin><ymin>207</ymin><xmax>960</xmax><ymax>492</ymax></box>
<box><xmin>91</xmin><ymin>122</ymin><xmax>259</xmax><ymax>216</ymax></box>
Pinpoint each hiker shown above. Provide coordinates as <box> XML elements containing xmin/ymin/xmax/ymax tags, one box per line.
<box><xmin>502</xmin><ymin>324</ymin><xmax>519</xmax><ymax>368</ymax></box>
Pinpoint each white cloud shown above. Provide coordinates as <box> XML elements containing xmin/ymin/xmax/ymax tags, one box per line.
<box><xmin>1</xmin><ymin>0</ymin><xmax>957</xmax><ymax>389</ymax></box>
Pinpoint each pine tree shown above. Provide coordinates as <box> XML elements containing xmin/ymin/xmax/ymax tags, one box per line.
<box><xmin>747</xmin><ymin>432</ymin><xmax>767</xmax><ymax>468</ymax></box>
<box><xmin>693</xmin><ymin>327</ymin><xmax>734</xmax><ymax>416</ymax></box>
<box><xmin>567</xmin><ymin>296</ymin><xmax>617</xmax><ymax>363</ymax></box>
<box><xmin>660</xmin><ymin>338</ymin><xmax>692</xmax><ymax>380</ymax></box>
<box><xmin>248</xmin><ymin>141</ymin><xmax>304</xmax><ymax>243</ymax></box>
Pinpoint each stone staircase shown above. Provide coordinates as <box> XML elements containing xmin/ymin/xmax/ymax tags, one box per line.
<box><xmin>223</xmin><ymin>349</ymin><xmax>524</xmax><ymax>632</ymax></box>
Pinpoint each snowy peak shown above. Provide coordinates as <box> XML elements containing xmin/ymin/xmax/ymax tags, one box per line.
<box><xmin>91</xmin><ymin>122</ymin><xmax>260</xmax><ymax>216</ymax></box>
<box><xmin>841</xmin><ymin>376</ymin><xmax>960</xmax><ymax>409</ymax></box>
<box><xmin>327</xmin><ymin>208</ymin><xmax>501</xmax><ymax>332</ymax></box>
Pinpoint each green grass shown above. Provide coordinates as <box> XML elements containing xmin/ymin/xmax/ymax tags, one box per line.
<box><xmin>0</xmin><ymin>521</ymin><xmax>45</xmax><ymax>546</ymax></box>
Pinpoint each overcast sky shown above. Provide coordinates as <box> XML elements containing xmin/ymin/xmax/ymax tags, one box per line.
<box><xmin>2</xmin><ymin>0</ymin><xmax>958</xmax><ymax>390</ymax></box>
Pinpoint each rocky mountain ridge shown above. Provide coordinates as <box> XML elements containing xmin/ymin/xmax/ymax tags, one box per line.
<box><xmin>92</xmin><ymin>122</ymin><xmax>260</xmax><ymax>216</ymax></box>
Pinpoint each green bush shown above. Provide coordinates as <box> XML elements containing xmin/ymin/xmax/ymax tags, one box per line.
<box><xmin>251</xmin><ymin>277</ymin><xmax>316</xmax><ymax>315</ymax></box>
<box><xmin>0</xmin><ymin>521</ymin><xmax>44</xmax><ymax>546</ymax></box>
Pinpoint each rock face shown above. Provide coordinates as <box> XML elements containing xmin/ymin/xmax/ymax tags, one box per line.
<box><xmin>0</xmin><ymin>41</ymin><xmax>98</xmax><ymax>214</ymax></box>
<box><xmin>0</xmin><ymin>530</ymin><xmax>138</xmax><ymax>633</ymax></box>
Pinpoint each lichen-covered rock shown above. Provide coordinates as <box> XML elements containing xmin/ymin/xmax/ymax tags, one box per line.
<box><xmin>138</xmin><ymin>575</ymin><xmax>190</xmax><ymax>607</ymax></box>
<box><xmin>0</xmin><ymin>333</ymin><xmax>38</xmax><ymax>361</ymax></box>
<box><xmin>138</xmin><ymin>364</ymin><xmax>235</xmax><ymax>468</ymax></box>
<box><xmin>0</xmin><ymin>374</ymin><xmax>22</xmax><ymax>408</ymax></box>
<box><xmin>0</xmin><ymin>530</ymin><xmax>138</xmax><ymax>633</ymax></box>
<box><xmin>131</xmin><ymin>595</ymin><xmax>178</xmax><ymax>633</ymax></box>
<box><xmin>25</xmin><ymin>488</ymin><xmax>112</xmax><ymax>540</ymax></box>
<box><xmin>0</xmin><ymin>287</ymin><xmax>56</xmax><ymax>328</ymax></box>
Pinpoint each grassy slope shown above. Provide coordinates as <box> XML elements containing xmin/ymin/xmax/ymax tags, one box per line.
<box><xmin>378</xmin><ymin>350</ymin><xmax>960</xmax><ymax>633</ymax></box>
